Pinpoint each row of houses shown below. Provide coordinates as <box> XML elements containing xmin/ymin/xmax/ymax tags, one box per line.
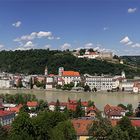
<box><xmin>72</xmin><ymin>103</ymin><xmax>140</xmax><ymax>140</ymax></box>
<box><xmin>1</xmin><ymin>97</ymin><xmax>140</xmax><ymax>140</ymax></box>
<box><xmin>0</xmin><ymin>101</ymin><xmax>38</xmax><ymax>126</ymax></box>
<box><xmin>0</xmin><ymin>68</ymin><xmax>140</xmax><ymax>93</ymax></box>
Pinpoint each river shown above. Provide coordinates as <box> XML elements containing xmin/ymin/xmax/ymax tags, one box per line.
<box><xmin>0</xmin><ymin>89</ymin><xmax>140</xmax><ymax>110</ymax></box>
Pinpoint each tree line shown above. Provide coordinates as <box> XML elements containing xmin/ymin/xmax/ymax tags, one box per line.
<box><xmin>0</xmin><ymin>49</ymin><xmax>140</xmax><ymax>78</ymax></box>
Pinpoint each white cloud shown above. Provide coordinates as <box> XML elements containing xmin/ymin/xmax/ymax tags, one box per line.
<box><xmin>15</xmin><ymin>47</ymin><xmax>32</xmax><ymax>51</ymax></box>
<box><xmin>120</xmin><ymin>36</ymin><xmax>140</xmax><ymax>48</ymax></box>
<box><xmin>126</xmin><ymin>41</ymin><xmax>133</xmax><ymax>46</ymax></box>
<box><xmin>120</xmin><ymin>36</ymin><xmax>131</xmax><ymax>44</ymax></box>
<box><xmin>61</xmin><ymin>43</ymin><xmax>71</xmax><ymax>50</ymax></box>
<box><xmin>128</xmin><ymin>8</ymin><xmax>137</xmax><ymax>13</ymax></box>
<box><xmin>0</xmin><ymin>44</ymin><xmax>4</xmax><ymax>50</ymax></box>
<box><xmin>15</xmin><ymin>41</ymin><xmax>35</xmax><ymax>51</ymax></box>
<box><xmin>14</xmin><ymin>31</ymin><xmax>54</xmax><ymax>42</ymax></box>
<box><xmin>23</xmin><ymin>41</ymin><xmax>35</xmax><ymax>48</ymax></box>
<box><xmin>37</xmin><ymin>31</ymin><xmax>52</xmax><ymax>38</ymax></box>
<box><xmin>12</xmin><ymin>21</ymin><xmax>21</xmax><ymax>27</ymax></box>
<box><xmin>131</xmin><ymin>43</ymin><xmax>140</xmax><ymax>48</ymax></box>
<box><xmin>84</xmin><ymin>43</ymin><xmax>94</xmax><ymax>48</ymax></box>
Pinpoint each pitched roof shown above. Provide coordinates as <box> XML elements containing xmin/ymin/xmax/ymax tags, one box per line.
<box><xmin>71</xmin><ymin>119</ymin><xmax>93</xmax><ymax>136</ymax></box>
<box><xmin>62</xmin><ymin>71</ymin><xmax>80</xmax><ymax>76</ymax></box>
<box><xmin>104</xmin><ymin>104</ymin><xmax>125</xmax><ymax>117</ymax></box>
<box><xmin>0</xmin><ymin>110</ymin><xmax>15</xmax><ymax>117</ymax></box>
<box><xmin>9</xmin><ymin>104</ymin><xmax>23</xmax><ymax>113</ymax></box>
<box><xmin>27</xmin><ymin>101</ymin><xmax>38</xmax><ymax>107</ymax></box>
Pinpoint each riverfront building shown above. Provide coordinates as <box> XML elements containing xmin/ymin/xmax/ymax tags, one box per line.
<box><xmin>84</xmin><ymin>74</ymin><xmax>120</xmax><ymax>91</ymax></box>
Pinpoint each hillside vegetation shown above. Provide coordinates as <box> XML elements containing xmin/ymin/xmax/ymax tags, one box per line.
<box><xmin>0</xmin><ymin>49</ymin><xmax>140</xmax><ymax>78</ymax></box>
<box><xmin>121</xmin><ymin>56</ymin><xmax>140</xmax><ymax>67</ymax></box>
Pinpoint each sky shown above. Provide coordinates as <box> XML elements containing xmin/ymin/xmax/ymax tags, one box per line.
<box><xmin>0</xmin><ymin>0</ymin><xmax>140</xmax><ymax>55</ymax></box>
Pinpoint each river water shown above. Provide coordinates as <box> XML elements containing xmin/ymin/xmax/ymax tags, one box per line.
<box><xmin>0</xmin><ymin>89</ymin><xmax>140</xmax><ymax>111</ymax></box>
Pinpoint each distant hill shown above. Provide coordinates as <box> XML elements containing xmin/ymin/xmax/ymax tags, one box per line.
<box><xmin>120</xmin><ymin>56</ymin><xmax>140</xmax><ymax>68</ymax></box>
<box><xmin>0</xmin><ymin>49</ymin><xmax>140</xmax><ymax>78</ymax></box>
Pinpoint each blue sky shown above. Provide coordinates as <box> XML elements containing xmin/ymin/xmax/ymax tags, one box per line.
<box><xmin>0</xmin><ymin>0</ymin><xmax>140</xmax><ymax>55</ymax></box>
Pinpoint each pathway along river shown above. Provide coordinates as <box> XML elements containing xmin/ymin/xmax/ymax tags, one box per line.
<box><xmin>0</xmin><ymin>89</ymin><xmax>140</xmax><ymax>110</ymax></box>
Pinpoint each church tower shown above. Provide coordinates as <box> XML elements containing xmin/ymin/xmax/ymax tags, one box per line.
<box><xmin>44</xmin><ymin>66</ymin><xmax>48</xmax><ymax>76</ymax></box>
<box><xmin>121</xmin><ymin>71</ymin><xmax>125</xmax><ymax>78</ymax></box>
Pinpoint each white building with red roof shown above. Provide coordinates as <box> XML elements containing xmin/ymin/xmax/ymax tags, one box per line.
<box><xmin>0</xmin><ymin>110</ymin><xmax>15</xmax><ymax>126</ymax></box>
<box><xmin>78</xmin><ymin>50</ymin><xmax>99</xmax><ymax>59</ymax></box>
<box><xmin>104</xmin><ymin>104</ymin><xmax>126</xmax><ymax>119</ymax></box>
<box><xmin>61</xmin><ymin>70</ymin><xmax>81</xmax><ymax>86</ymax></box>
<box><xmin>27</xmin><ymin>101</ymin><xmax>38</xmax><ymax>110</ymax></box>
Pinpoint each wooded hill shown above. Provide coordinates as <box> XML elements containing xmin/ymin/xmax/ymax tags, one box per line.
<box><xmin>0</xmin><ymin>49</ymin><xmax>140</xmax><ymax>78</ymax></box>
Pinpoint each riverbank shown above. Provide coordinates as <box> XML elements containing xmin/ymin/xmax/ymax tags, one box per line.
<box><xmin>0</xmin><ymin>88</ymin><xmax>137</xmax><ymax>94</ymax></box>
<box><xmin>0</xmin><ymin>89</ymin><xmax>139</xmax><ymax>110</ymax></box>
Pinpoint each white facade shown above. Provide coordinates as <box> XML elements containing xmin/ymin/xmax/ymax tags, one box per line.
<box><xmin>46</xmin><ymin>77</ymin><xmax>54</xmax><ymax>83</ymax></box>
<box><xmin>46</xmin><ymin>84</ymin><xmax>53</xmax><ymax>89</ymax></box>
<box><xmin>62</xmin><ymin>76</ymin><xmax>81</xmax><ymax>86</ymax></box>
<box><xmin>120</xmin><ymin>81</ymin><xmax>134</xmax><ymax>91</ymax></box>
<box><xmin>78</xmin><ymin>51</ymin><xmax>99</xmax><ymax>59</ymax></box>
<box><xmin>0</xmin><ymin>79</ymin><xmax>12</xmax><ymax>89</ymax></box>
<box><xmin>49</xmin><ymin>105</ymin><xmax>55</xmax><ymax>111</ymax></box>
<box><xmin>85</xmin><ymin>74</ymin><xmax>119</xmax><ymax>91</ymax></box>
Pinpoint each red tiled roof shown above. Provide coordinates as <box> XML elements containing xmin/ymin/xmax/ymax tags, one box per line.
<box><xmin>110</xmin><ymin>119</ymin><xmax>140</xmax><ymax>127</ymax></box>
<box><xmin>104</xmin><ymin>104</ymin><xmax>125</xmax><ymax>117</ymax></box>
<box><xmin>0</xmin><ymin>110</ymin><xmax>15</xmax><ymax>117</ymax></box>
<box><xmin>71</xmin><ymin>119</ymin><xmax>93</xmax><ymax>136</ymax></box>
<box><xmin>131</xmin><ymin>120</ymin><xmax>140</xmax><ymax>127</ymax></box>
<box><xmin>9</xmin><ymin>104</ymin><xmax>23</xmax><ymax>113</ymax></box>
<box><xmin>89</xmin><ymin>52</ymin><xmax>98</xmax><ymax>55</ymax></box>
<box><xmin>67</xmin><ymin>104</ymin><xmax>77</xmax><ymax>111</ymax></box>
<box><xmin>62</xmin><ymin>71</ymin><xmax>80</xmax><ymax>76</ymax></box>
<box><xmin>81</xmin><ymin>101</ymin><xmax>88</xmax><ymax>107</ymax></box>
<box><xmin>87</xmin><ymin>106</ymin><xmax>98</xmax><ymax>112</ymax></box>
<box><xmin>27</xmin><ymin>101</ymin><xmax>38</xmax><ymax>107</ymax></box>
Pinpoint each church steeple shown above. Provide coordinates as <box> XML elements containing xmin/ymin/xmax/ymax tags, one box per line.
<box><xmin>44</xmin><ymin>66</ymin><xmax>48</xmax><ymax>76</ymax></box>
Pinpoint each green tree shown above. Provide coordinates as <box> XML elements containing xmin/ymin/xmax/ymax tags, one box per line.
<box><xmin>0</xmin><ymin>124</ymin><xmax>8</xmax><ymax>140</ymax></box>
<box><xmin>118</xmin><ymin>116</ymin><xmax>136</xmax><ymax>139</ymax></box>
<box><xmin>74</xmin><ymin>99</ymin><xmax>85</xmax><ymax>118</ymax></box>
<box><xmin>55</xmin><ymin>99</ymin><xmax>60</xmax><ymax>112</ymax></box>
<box><xmin>10</xmin><ymin>110</ymin><xmax>34</xmax><ymax>139</ymax></box>
<box><xmin>32</xmin><ymin>111</ymin><xmax>67</xmax><ymax>140</ymax></box>
<box><xmin>37</xmin><ymin>99</ymin><xmax>48</xmax><ymax>111</ymax></box>
<box><xmin>118</xmin><ymin>104</ymin><xmax>127</xmax><ymax>110</ymax></box>
<box><xmin>108</xmin><ymin>126</ymin><xmax>130</xmax><ymax>140</ymax></box>
<box><xmin>50</xmin><ymin>121</ymin><xmax>76</xmax><ymax>140</ymax></box>
<box><xmin>88</xmin><ymin>100</ymin><xmax>94</xmax><ymax>107</ymax></box>
<box><xmin>125</xmin><ymin>104</ymin><xmax>133</xmax><ymax>117</ymax></box>
<box><xmin>89</xmin><ymin>116</ymin><xmax>112</xmax><ymax>140</ymax></box>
